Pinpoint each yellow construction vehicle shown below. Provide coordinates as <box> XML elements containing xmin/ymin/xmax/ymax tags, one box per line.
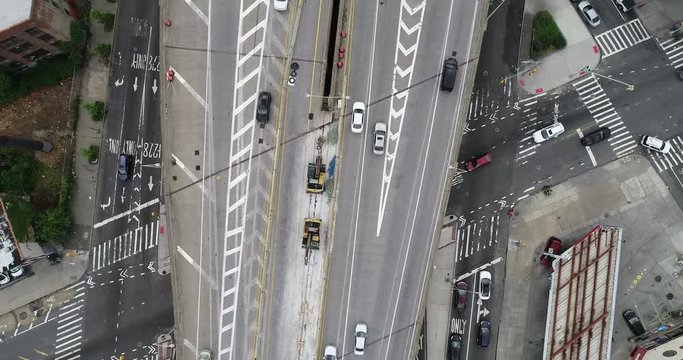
<box><xmin>306</xmin><ymin>155</ymin><xmax>326</xmax><ymax>193</ymax></box>
<box><xmin>302</xmin><ymin>218</ymin><xmax>321</xmax><ymax>250</ymax></box>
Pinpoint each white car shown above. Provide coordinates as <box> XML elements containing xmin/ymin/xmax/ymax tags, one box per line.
<box><xmin>0</xmin><ymin>273</ymin><xmax>10</xmax><ymax>285</ymax></box>
<box><xmin>199</xmin><ymin>350</ymin><xmax>211</xmax><ymax>360</ymax></box>
<box><xmin>324</xmin><ymin>345</ymin><xmax>337</xmax><ymax>360</ymax></box>
<box><xmin>273</xmin><ymin>0</ymin><xmax>288</xmax><ymax>11</ymax></box>
<box><xmin>640</xmin><ymin>135</ymin><xmax>672</xmax><ymax>154</ymax></box>
<box><xmin>373</xmin><ymin>122</ymin><xmax>387</xmax><ymax>155</ymax></box>
<box><xmin>9</xmin><ymin>266</ymin><xmax>23</xmax><ymax>278</ymax></box>
<box><xmin>351</xmin><ymin>102</ymin><xmax>365</xmax><ymax>134</ymax></box>
<box><xmin>533</xmin><ymin>122</ymin><xmax>565</xmax><ymax>143</ymax></box>
<box><xmin>354</xmin><ymin>323</ymin><xmax>368</xmax><ymax>355</ymax></box>
<box><xmin>578</xmin><ymin>1</ymin><xmax>601</xmax><ymax>27</ymax></box>
<box><xmin>479</xmin><ymin>271</ymin><xmax>492</xmax><ymax>301</ymax></box>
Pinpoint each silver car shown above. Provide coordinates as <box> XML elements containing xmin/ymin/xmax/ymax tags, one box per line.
<box><xmin>578</xmin><ymin>1</ymin><xmax>601</xmax><ymax>27</ymax></box>
<box><xmin>373</xmin><ymin>122</ymin><xmax>387</xmax><ymax>155</ymax></box>
<box><xmin>532</xmin><ymin>122</ymin><xmax>565</xmax><ymax>143</ymax></box>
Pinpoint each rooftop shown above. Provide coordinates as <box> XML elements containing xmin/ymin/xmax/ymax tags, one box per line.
<box><xmin>0</xmin><ymin>0</ymin><xmax>32</xmax><ymax>31</ymax></box>
<box><xmin>543</xmin><ymin>225</ymin><xmax>623</xmax><ymax>360</ymax></box>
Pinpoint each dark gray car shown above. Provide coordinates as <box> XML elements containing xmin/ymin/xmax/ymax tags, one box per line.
<box><xmin>581</xmin><ymin>127</ymin><xmax>611</xmax><ymax>146</ymax></box>
<box><xmin>256</xmin><ymin>91</ymin><xmax>271</xmax><ymax>124</ymax></box>
<box><xmin>117</xmin><ymin>154</ymin><xmax>129</xmax><ymax>181</ymax></box>
<box><xmin>441</xmin><ymin>57</ymin><xmax>458</xmax><ymax>91</ymax></box>
<box><xmin>478</xmin><ymin>320</ymin><xmax>491</xmax><ymax>348</ymax></box>
<box><xmin>623</xmin><ymin>310</ymin><xmax>645</xmax><ymax>336</ymax></box>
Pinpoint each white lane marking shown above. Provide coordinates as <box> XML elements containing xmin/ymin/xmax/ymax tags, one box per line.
<box><xmin>93</xmin><ymin>198</ymin><xmax>160</xmax><ymax>228</ymax></box>
<box><xmin>171</xmin><ymin>153</ymin><xmax>210</xmax><ymax>195</ymax></box>
<box><xmin>376</xmin><ymin>0</ymin><xmax>428</xmax><ymax>236</ymax></box>
<box><xmin>516</xmin><ymin>194</ymin><xmax>530</xmax><ymax>202</ymax></box>
<box><xmin>577</xmin><ymin>129</ymin><xmax>597</xmax><ymax>167</ymax></box>
<box><xmin>169</xmin><ymin>66</ymin><xmax>208</xmax><ymax>108</ymax></box>
<box><xmin>453</xmin><ymin>257</ymin><xmax>504</xmax><ymax>283</ymax></box>
<box><xmin>184</xmin><ymin>0</ymin><xmax>209</xmax><ymax>24</ymax></box>
<box><xmin>523</xmin><ymin>186</ymin><xmax>535</xmax><ymax>193</ymax></box>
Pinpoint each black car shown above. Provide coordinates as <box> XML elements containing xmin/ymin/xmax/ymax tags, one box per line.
<box><xmin>117</xmin><ymin>154</ymin><xmax>130</xmax><ymax>181</ymax></box>
<box><xmin>441</xmin><ymin>57</ymin><xmax>458</xmax><ymax>91</ymax></box>
<box><xmin>256</xmin><ymin>91</ymin><xmax>271</xmax><ymax>124</ymax></box>
<box><xmin>581</xmin><ymin>127</ymin><xmax>611</xmax><ymax>146</ymax></box>
<box><xmin>448</xmin><ymin>333</ymin><xmax>462</xmax><ymax>360</ymax></box>
<box><xmin>478</xmin><ymin>320</ymin><xmax>491</xmax><ymax>348</ymax></box>
<box><xmin>623</xmin><ymin>310</ymin><xmax>646</xmax><ymax>336</ymax></box>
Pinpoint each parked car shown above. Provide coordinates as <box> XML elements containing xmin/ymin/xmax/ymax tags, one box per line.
<box><xmin>273</xmin><ymin>0</ymin><xmax>288</xmax><ymax>11</ymax></box>
<box><xmin>449</xmin><ymin>333</ymin><xmax>462</xmax><ymax>360</ymax></box>
<box><xmin>623</xmin><ymin>310</ymin><xmax>646</xmax><ymax>336</ymax></box>
<box><xmin>540</xmin><ymin>236</ymin><xmax>562</xmax><ymax>266</ymax></box>
<box><xmin>613</xmin><ymin>0</ymin><xmax>635</xmax><ymax>12</ymax></box>
<box><xmin>640</xmin><ymin>135</ymin><xmax>672</xmax><ymax>154</ymax></box>
<box><xmin>0</xmin><ymin>273</ymin><xmax>9</xmax><ymax>285</ymax></box>
<box><xmin>533</xmin><ymin>122</ymin><xmax>565</xmax><ymax>143</ymax></box>
<box><xmin>373</xmin><ymin>122</ymin><xmax>387</xmax><ymax>155</ymax></box>
<box><xmin>455</xmin><ymin>281</ymin><xmax>468</xmax><ymax>310</ymax></box>
<box><xmin>578</xmin><ymin>1</ymin><xmax>601</xmax><ymax>27</ymax></box>
<box><xmin>479</xmin><ymin>271</ymin><xmax>492</xmax><ymax>300</ymax></box>
<box><xmin>323</xmin><ymin>345</ymin><xmax>337</xmax><ymax>360</ymax></box>
<box><xmin>199</xmin><ymin>350</ymin><xmax>212</xmax><ymax>360</ymax></box>
<box><xmin>441</xmin><ymin>57</ymin><xmax>459</xmax><ymax>91</ymax></box>
<box><xmin>354</xmin><ymin>323</ymin><xmax>368</xmax><ymax>355</ymax></box>
<box><xmin>478</xmin><ymin>320</ymin><xmax>492</xmax><ymax>347</ymax></box>
<box><xmin>117</xmin><ymin>154</ymin><xmax>130</xmax><ymax>181</ymax></box>
<box><xmin>9</xmin><ymin>266</ymin><xmax>24</xmax><ymax>278</ymax></box>
<box><xmin>256</xmin><ymin>91</ymin><xmax>272</xmax><ymax>124</ymax></box>
<box><xmin>464</xmin><ymin>153</ymin><xmax>493</xmax><ymax>172</ymax></box>
<box><xmin>351</xmin><ymin>102</ymin><xmax>365</xmax><ymax>134</ymax></box>
<box><xmin>581</xmin><ymin>127</ymin><xmax>611</xmax><ymax>146</ymax></box>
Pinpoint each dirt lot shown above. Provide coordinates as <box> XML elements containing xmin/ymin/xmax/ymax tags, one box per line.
<box><xmin>0</xmin><ymin>80</ymin><xmax>72</xmax><ymax>171</ymax></box>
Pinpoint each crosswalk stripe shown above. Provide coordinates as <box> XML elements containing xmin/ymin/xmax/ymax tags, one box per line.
<box><xmin>90</xmin><ymin>221</ymin><xmax>160</xmax><ymax>271</ymax></box>
<box><xmin>596</xmin><ymin>19</ymin><xmax>651</xmax><ymax>58</ymax></box>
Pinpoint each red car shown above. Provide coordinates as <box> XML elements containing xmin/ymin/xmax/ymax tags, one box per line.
<box><xmin>455</xmin><ymin>281</ymin><xmax>467</xmax><ymax>310</ymax></box>
<box><xmin>464</xmin><ymin>153</ymin><xmax>493</xmax><ymax>172</ymax></box>
<box><xmin>540</xmin><ymin>237</ymin><xmax>562</xmax><ymax>266</ymax></box>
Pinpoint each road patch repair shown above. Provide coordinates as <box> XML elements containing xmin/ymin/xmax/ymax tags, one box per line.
<box><xmin>497</xmin><ymin>155</ymin><xmax>683</xmax><ymax>359</ymax></box>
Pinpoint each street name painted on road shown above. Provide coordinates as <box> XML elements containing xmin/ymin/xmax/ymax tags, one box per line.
<box><xmin>131</xmin><ymin>53</ymin><xmax>160</xmax><ymax>72</ymax></box>
<box><xmin>450</xmin><ymin>318</ymin><xmax>466</xmax><ymax>334</ymax></box>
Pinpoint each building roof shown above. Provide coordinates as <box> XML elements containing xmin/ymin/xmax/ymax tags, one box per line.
<box><xmin>543</xmin><ymin>225</ymin><xmax>623</xmax><ymax>360</ymax></box>
<box><xmin>0</xmin><ymin>0</ymin><xmax>32</xmax><ymax>31</ymax></box>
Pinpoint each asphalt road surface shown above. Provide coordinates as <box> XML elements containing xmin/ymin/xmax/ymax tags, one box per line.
<box><xmin>322</xmin><ymin>0</ymin><xmax>482</xmax><ymax>359</ymax></box>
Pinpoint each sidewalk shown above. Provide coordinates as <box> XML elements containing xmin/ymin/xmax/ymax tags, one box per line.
<box><xmin>636</xmin><ymin>0</ymin><xmax>683</xmax><ymax>39</ymax></box>
<box><xmin>517</xmin><ymin>0</ymin><xmax>600</xmax><ymax>95</ymax></box>
<box><xmin>424</xmin><ymin>225</ymin><xmax>458</xmax><ymax>360</ymax></box>
<box><xmin>0</xmin><ymin>0</ymin><xmax>115</xmax><ymax>318</ymax></box>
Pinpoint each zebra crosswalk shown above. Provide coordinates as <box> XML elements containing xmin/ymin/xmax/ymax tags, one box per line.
<box><xmin>54</xmin><ymin>281</ymin><xmax>85</xmax><ymax>360</ymax></box>
<box><xmin>658</xmin><ymin>36</ymin><xmax>683</xmax><ymax>70</ymax></box>
<box><xmin>595</xmin><ymin>19</ymin><xmax>651</xmax><ymax>58</ymax></box>
<box><xmin>645</xmin><ymin>136</ymin><xmax>683</xmax><ymax>173</ymax></box>
<box><xmin>572</xmin><ymin>74</ymin><xmax>638</xmax><ymax>157</ymax></box>
<box><xmin>91</xmin><ymin>220</ymin><xmax>160</xmax><ymax>271</ymax></box>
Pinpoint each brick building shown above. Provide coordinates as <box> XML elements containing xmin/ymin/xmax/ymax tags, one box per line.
<box><xmin>0</xmin><ymin>0</ymin><xmax>79</xmax><ymax>70</ymax></box>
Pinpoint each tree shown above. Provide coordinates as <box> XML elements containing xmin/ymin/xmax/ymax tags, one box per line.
<box><xmin>0</xmin><ymin>70</ymin><xmax>14</xmax><ymax>100</ymax></box>
<box><xmin>93</xmin><ymin>43</ymin><xmax>112</xmax><ymax>64</ymax></box>
<box><xmin>34</xmin><ymin>207</ymin><xmax>71</xmax><ymax>244</ymax></box>
<box><xmin>84</xmin><ymin>101</ymin><xmax>105</xmax><ymax>121</ymax></box>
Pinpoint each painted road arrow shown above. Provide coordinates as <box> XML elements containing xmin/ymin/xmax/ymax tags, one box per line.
<box><xmin>119</xmin><ymin>269</ymin><xmax>129</xmax><ymax>279</ymax></box>
<box><xmin>148</xmin><ymin>261</ymin><xmax>155</xmax><ymax>272</ymax></box>
<box><xmin>148</xmin><ymin>176</ymin><xmax>154</xmax><ymax>191</ymax></box>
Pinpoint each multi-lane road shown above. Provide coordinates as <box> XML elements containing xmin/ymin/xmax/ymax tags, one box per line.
<box><xmin>321</xmin><ymin>0</ymin><xmax>483</xmax><ymax>358</ymax></box>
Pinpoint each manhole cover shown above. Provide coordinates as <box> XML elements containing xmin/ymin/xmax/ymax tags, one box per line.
<box><xmin>655</xmin><ymin>275</ymin><xmax>662</xmax><ymax>282</ymax></box>
<box><xmin>663</xmin><ymin>349</ymin><xmax>677</xmax><ymax>357</ymax></box>
<box><xmin>483</xmin><ymin>70</ymin><xmax>488</xmax><ymax>76</ymax></box>
<box><xmin>494</xmin><ymin>127</ymin><xmax>500</xmax><ymax>133</ymax></box>
<box><xmin>668</xmin><ymin>293</ymin><xmax>675</xmax><ymax>300</ymax></box>
<box><xmin>19</xmin><ymin>312</ymin><xmax>27</xmax><ymax>320</ymax></box>
<box><xmin>536</xmin><ymin>165</ymin><xmax>542</xmax><ymax>170</ymax></box>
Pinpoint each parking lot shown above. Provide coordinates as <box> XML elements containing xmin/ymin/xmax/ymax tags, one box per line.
<box><xmin>495</xmin><ymin>155</ymin><xmax>683</xmax><ymax>359</ymax></box>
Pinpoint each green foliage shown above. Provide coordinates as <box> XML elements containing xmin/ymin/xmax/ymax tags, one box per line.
<box><xmin>34</xmin><ymin>207</ymin><xmax>70</xmax><ymax>244</ymax></box>
<box><xmin>0</xmin><ymin>71</ymin><xmax>13</xmax><ymax>100</ymax></box>
<box><xmin>81</xmin><ymin>145</ymin><xmax>100</xmax><ymax>163</ymax></box>
<box><xmin>0</xmin><ymin>148</ymin><xmax>37</xmax><ymax>196</ymax></box>
<box><xmin>93</xmin><ymin>43</ymin><xmax>111</xmax><ymax>64</ymax></box>
<box><xmin>84</xmin><ymin>101</ymin><xmax>105</xmax><ymax>121</ymax></box>
<box><xmin>3</xmin><ymin>196</ymin><xmax>32</xmax><ymax>242</ymax></box>
<box><xmin>530</xmin><ymin>11</ymin><xmax>567</xmax><ymax>60</ymax></box>
<box><xmin>60</xmin><ymin>19</ymin><xmax>87</xmax><ymax>68</ymax></box>
<box><xmin>91</xmin><ymin>10</ymin><xmax>115</xmax><ymax>32</ymax></box>
<box><xmin>543</xmin><ymin>185</ymin><xmax>553</xmax><ymax>196</ymax></box>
